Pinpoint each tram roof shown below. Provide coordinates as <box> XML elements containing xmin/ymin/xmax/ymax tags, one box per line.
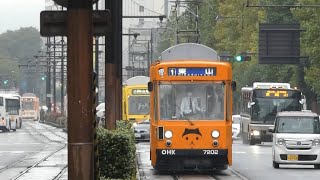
<box><xmin>125</xmin><ymin>76</ymin><xmax>150</xmax><ymax>86</ymax></box>
<box><xmin>22</xmin><ymin>93</ymin><xmax>37</xmax><ymax>97</ymax></box>
<box><xmin>159</xmin><ymin>43</ymin><xmax>219</xmax><ymax>61</ymax></box>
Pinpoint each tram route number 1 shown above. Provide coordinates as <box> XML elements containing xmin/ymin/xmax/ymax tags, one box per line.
<box><xmin>203</xmin><ymin>150</ymin><xmax>219</xmax><ymax>155</ymax></box>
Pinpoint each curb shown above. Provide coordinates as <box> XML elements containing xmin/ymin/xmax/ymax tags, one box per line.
<box><xmin>135</xmin><ymin>151</ymin><xmax>141</xmax><ymax>180</ymax></box>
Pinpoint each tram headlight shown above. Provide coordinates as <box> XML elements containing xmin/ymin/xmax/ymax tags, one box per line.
<box><xmin>211</xmin><ymin>130</ymin><xmax>220</xmax><ymax>138</ymax></box>
<box><xmin>165</xmin><ymin>130</ymin><xmax>173</xmax><ymax>139</ymax></box>
<box><xmin>252</xmin><ymin>130</ymin><xmax>260</xmax><ymax>136</ymax></box>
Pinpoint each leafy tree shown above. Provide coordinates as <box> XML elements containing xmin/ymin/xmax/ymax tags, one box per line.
<box><xmin>0</xmin><ymin>27</ymin><xmax>42</xmax><ymax>91</ymax></box>
<box><xmin>291</xmin><ymin>0</ymin><xmax>320</xmax><ymax>110</ymax></box>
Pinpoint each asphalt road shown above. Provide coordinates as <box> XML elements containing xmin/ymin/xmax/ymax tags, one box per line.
<box><xmin>232</xmin><ymin>140</ymin><xmax>320</xmax><ymax>180</ymax></box>
<box><xmin>0</xmin><ymin>120</ymin><xmax>67</xmax><ymax>180</ymax></box>
<box><xmin>0</xmin><ymin>121</ymin><xmax>47</xmax><ymax>179</ymax></box>
<box><xmin>136</xmin><ymin>140</ymin><xmax>320</xmax><ymax>180</ymax></box>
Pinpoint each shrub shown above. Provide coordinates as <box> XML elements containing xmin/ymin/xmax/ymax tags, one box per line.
<box><xmin>98</xmin><ymin>120</ymin><xmax>136</xmax><ymax>180</ymax></box>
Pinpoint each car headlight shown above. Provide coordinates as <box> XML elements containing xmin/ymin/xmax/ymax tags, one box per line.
<box><xmin>277</xmin><ymin>138</ymin><xmax>285</xmax><ymax>145</ymax></box>
<box><xmin>165</xmin><ymin>130</ymin><xmax>173</xmax><ymax>139</ymax></box>
<box><xmin>312</xmin><ymin>139</ymin><xmax>320</xmax><ymax>146</ymax></box>
<box><xmin>211</xmin><ymin>130</ymin><xmax>220</xmax><ymax>138</ymax></box>
<box><xmin>252</xmin><ymin>130</ymin><xmax>260</xmax><ymax>136</ymax></box>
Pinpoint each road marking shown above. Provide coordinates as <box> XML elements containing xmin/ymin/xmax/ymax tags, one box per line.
<box><xmin>233</xmin><ymin>151</ymin><xmax>247</xmax><ymax>154</ymax></box>
<box><xmin>0</xmin><ymin>143</ymin><xmax>42</xmax><ymax>146</ymax></box>
<box><xmin>0</xmin><ymin>151</ymin><xmax>25</xmax><ymax>154</ymax></box>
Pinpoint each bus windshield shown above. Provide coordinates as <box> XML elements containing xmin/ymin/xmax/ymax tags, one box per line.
<box><xmin>128</xmin><ymin>96</ymin><xmax>150</xmax><ymax>115</ymax></box>
<box><xmin>6</xmin><ymin>99</ymin><xmax>20</xmax><ymax>115</ymax></box>
<box><xmin>276</xmin><ymin>116</ymin><xmax>320</xmax><ymax>134</ymax></box>
<box><xmin>252</xmin><ymin>89</ymin><xmax>301</xmax><ymax>123</ymax></box>
<box><xmin>159</xmin><ymin>82</ymin><xmax>225</xmax><ymax>120</ymax></box>
<box><xmin>22</xmin><ymin>101</ymin><xmax>34</xmax><ymax>110</ymax></box>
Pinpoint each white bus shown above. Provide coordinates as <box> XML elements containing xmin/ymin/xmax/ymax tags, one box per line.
<box><xmin>240</xmin><ymin>82</ymin><xmax>306</xmax><ymax>145</ymax></box>
<box><xmin>0</xmin><ymin>94</ymin><xmax>20</xmax><ymax>132</ymax></box>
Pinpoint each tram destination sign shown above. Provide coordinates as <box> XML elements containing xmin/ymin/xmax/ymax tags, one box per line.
<box><xmin>132</xmin><ymin>89</ymin><xmax>149</xmax><ymax>95</ymax></box>
<box><xmin>168</xmin><ymin>67</ymin><xmax>216</xmax><ymax>76</ymax></box>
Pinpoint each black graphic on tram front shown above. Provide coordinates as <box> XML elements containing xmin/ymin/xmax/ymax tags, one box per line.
<box><xmin>182</xmin><ymin>128</ymin><xmax>202</xmax><ymax>145</ymax></box>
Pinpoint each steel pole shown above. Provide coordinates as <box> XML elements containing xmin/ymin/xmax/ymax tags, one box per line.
<box><xmin>67</xmin><ymin>0</ymin><xmax>94</xmax><ymax>179</ymax></box>
<box><xmin>94</xmin><ymin>2</ymin><xmax>99</xmax><ymax>105</ymax></box>
<box><xmin>53</xmin><ymin>36</ymin><xmax>57</xmax><ymax>113</ymax></box>
<box><xmin>61</xmin><ymin>37</ymin><xmax>65</xmax><ymax>116</ymax></box>
<box><xmin>105</xmin><ymin>0</ymin><xmax>122</xmax><ymax>129</ymax></box>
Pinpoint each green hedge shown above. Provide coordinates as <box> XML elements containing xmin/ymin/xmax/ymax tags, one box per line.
<box><xmin>98</xmin><ymin>121</ymin><xmax>136</xmax><ymax>180</ymax></box>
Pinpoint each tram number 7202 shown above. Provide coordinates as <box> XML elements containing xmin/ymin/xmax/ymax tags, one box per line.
<box><xmin>203</xmin><ymin>150</ymin><xmax>219</xmax><ymax>155</ymax></box>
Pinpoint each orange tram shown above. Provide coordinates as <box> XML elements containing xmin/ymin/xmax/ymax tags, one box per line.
<box><xmin>148</xmin><ymin>43</ymin><xmax>236</xmax><ymax>171</ymax></box>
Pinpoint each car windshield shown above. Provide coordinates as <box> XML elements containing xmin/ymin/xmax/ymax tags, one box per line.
<box><xmin>159</xmin><ymin>82</ymin><xmax>225</xmax><ymax>120</ymax></box>
<box><xmin>128</xmin><ymin>96</ymin><xmax>150</xmax><ymax>115</ymax></box>
<box><xmin>276</xmin><ymin>116</ymin><xmax>320</xmax><ymax>134</ymax></box>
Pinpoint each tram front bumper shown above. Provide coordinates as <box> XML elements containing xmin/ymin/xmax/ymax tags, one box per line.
<box><xmin>155</xmin><ymin>149</ymin><xmax>228</xmax><ymax>171</ymax></box>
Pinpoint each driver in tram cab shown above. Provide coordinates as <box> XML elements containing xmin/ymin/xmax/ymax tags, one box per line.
<box><xmin>180</xmin><ymin>87</ymin><xmax>203</xmax><ymax>117</ymax></box>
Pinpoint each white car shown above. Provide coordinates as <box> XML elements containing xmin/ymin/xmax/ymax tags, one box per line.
<box><xmin>232</xmin><ymin>115</ymin><xmax>241</xmax><ymax>140</ymax></box>
<box><xmin>271</xmin><ymin>111</ymin><xmax>320</xmax><ymax>169</ymax></box>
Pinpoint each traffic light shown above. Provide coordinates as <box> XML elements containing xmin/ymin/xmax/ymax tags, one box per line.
<box><xmin>234</xmin><ymin>55</ymin><xmax>251</xmax><ymax>62</ymax></box>
<box><xmin>3</xmin><ymin>80</ymin><xmax>8</xmax><ymax>85</ymax></box>
<box><xmin>41</xmin><ymin>76</ymin><xmax>46</xmax><ymax>80</ymax></box>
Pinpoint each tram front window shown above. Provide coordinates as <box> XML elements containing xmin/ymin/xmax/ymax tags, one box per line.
<box><xmin>159</xmin><ymin>83</ymin><xmax>225</xmax><ymax>120</ymax></box>
<box><xmin>128</xmin><ymin>96</ymin><xmax>150</xmax><ymax>115</ymax></box>
<box><xmin>22</xmin><ymin>101</ymin><xmax>34</xmax><ymax>110</ymax></box>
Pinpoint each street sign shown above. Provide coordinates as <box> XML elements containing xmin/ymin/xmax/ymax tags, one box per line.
<box><xmin>259</xmin><ymin>24</ymin><xmax>304</xmax><ymax>64</ymax></box>
<box><xmin>40</xmin><ymin>10</ymin><xmax>111</xmax><ymax>36</ymax></box>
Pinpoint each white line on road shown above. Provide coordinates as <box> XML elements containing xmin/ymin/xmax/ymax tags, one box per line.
<box><xmin>0</xmin><ymin>151</ymin><xmax>26</xmax><ymax>154</ymax></box>
<box><xmin>233</xmin><ymin>151</ymin><xmax>247</xmax><ymax>154</ymax></box>
<box><xmin>0</xmin><ymin>143</ymin><xmax>42</xmax><ymax>146</ymax></box>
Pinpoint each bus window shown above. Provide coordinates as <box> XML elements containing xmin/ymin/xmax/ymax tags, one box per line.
<box><xmin>6</xmin><ymin>99</ymin><xmax>19</xmax><ymax>115</ymax></box>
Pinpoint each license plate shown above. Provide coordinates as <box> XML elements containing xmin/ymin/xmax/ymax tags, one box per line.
<box><xmin>287</xmin><ymin>154</ymin><xmax>298</xmax><ymax>161</ymax></box>
<box><xmin>135</xmin><ymin>133</ymin><xmax>141</xmax><ymax>138</ymax></box>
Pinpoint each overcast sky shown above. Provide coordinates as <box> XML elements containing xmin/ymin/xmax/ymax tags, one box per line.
<box><xmin>0</xmin><ymin>0</ymin><xmax>45</xmax><ymax>33</ymax></box>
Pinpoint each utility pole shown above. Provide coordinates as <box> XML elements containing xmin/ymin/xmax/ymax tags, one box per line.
<box><xmin>94</xmin><ymin>2</ymin><xmax>99</xmax><ymax>105</ymax></box>
<box><xmin>67</xmin><ymin>0</ymin><xmax>94</xmax><ymax>179</ymax></box>
<box><xmin>46</xmin><ymin>37</ymin><xmax>52</xmax><ymax>112</ymax></box>
<box><xmin>105</xmin><ymin>0</ymin><xmax>122</xmax><ymax>129</ymax></box>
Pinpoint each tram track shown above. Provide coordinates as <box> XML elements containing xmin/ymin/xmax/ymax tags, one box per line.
<box><xmin>0</xmin><ymin>121</ymin><xmax>67</xmax><ymax>179</ymax></box>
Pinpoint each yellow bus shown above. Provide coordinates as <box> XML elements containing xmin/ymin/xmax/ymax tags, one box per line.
<box><xmin>148</xmin><ymin>43</ymin><xmax>236</xmax><ymax>171</ymax></box>
<box><xmin>21</xmin><ymin>93</ymin><xmax>40</xmax><ymax>121</ymax></box>
<box><xmin>122</xmin><ymin>76</ymin><xmax>150</xmax><ymax>123</ymax></box>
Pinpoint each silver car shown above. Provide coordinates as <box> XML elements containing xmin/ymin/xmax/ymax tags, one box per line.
<box><xmin>270</xmin><ymin>111</ymin><xmax>320</xmax><ymax>169</ymax></box>
<box><xmin>133</xmin><ymin>119</ymin><xmax>150</xmax><ymax>142</ymax></box>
